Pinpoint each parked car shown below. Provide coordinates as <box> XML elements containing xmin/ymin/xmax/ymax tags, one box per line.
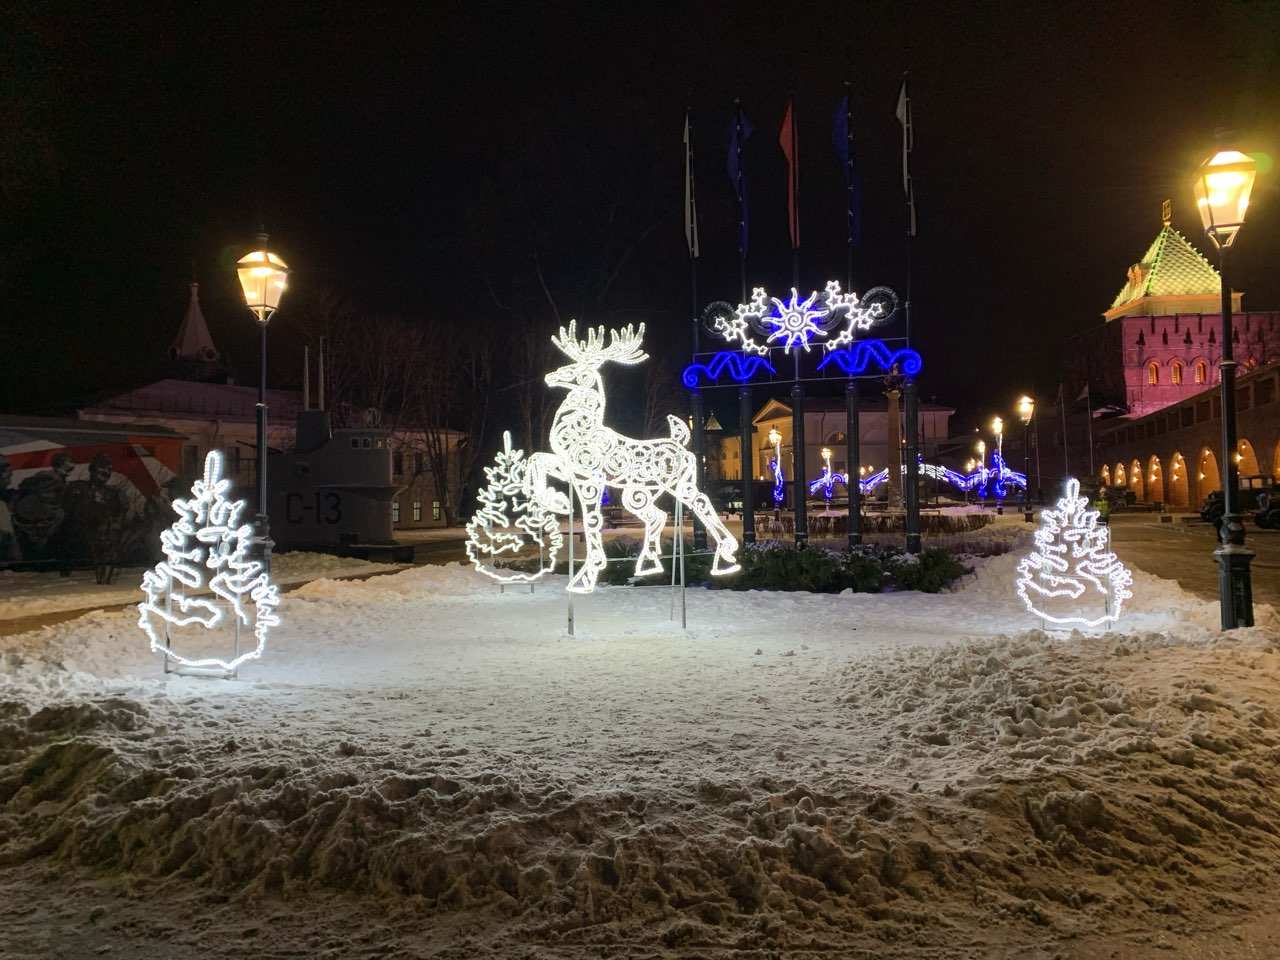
<box><xmin>1200</xmin><ymin>490</ymin><xmax>1225</xmax><ymax>529</ymax></box>
<box><xmin>1255</xmin><ymin>491</ymin><xmax>1280</xmax><ymax>530</ymax></box>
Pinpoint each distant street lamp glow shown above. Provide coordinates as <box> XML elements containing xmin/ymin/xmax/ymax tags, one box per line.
<box><xmin>1016</xmin><ymin>395</ymin><xmax>1035</xmax><ymax>425</ymax></box>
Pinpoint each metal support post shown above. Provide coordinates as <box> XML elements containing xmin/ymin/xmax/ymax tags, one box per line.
<box><xmin>846</xmin><ymin>379</ymin><xmax>861</xmax><ymax>548</ymax></box>
<box><xmin>740</xmin><ymin>385</ymin><xmax>755</xmax><ymax>544</ymax></box>
<box><xmin>904</xmin><ymin>379</ymin><xmax>921</xmax><ymax>554</ymax></box>
<box><xmin>791</xmin><ymin>382</ymin><xmax>807</xmax><ymax>547</ymax></box>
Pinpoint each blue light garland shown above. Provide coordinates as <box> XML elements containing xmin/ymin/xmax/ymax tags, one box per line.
<box><xmin>770</xmin><ymin>457</ymin><xmax>785</xmax><ymax>505</ymax></box>
<box><xmin>681</xmin><ymin>351</ymin><xmax>778</xmax><ymax>388</ymax></box>
<box><xmin>815</xmin><ymin>340</ymin><xmax>923</xmax><ymax>377</ymax></box>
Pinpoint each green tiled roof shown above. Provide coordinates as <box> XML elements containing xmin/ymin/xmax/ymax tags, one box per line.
<box><xmin>1110</xmin><ymin>225</ymin><xmax>1221</xmax><ymax>310</ymax></box>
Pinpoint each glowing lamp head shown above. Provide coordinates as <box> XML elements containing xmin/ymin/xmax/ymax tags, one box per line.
<box><xmin>821</xmin><ymin>446</ymin><xmax>832</xmax><ymax>462</ymax></box>
<box><xmin>768</xmin><ymin>427</ymin><xmax>781</xmax><ymax>446</ymax></box>
<box><xmin>976</xmin><ymin>440</ymin><xmax>986</xmax><ymax>457</ymax></box>
<box><xmin>236</xmin><ymin>234</ymin><xmax>290</xmax><ymax>323</ymax></box>
<box><xmin>991</xmin><ymin>415</ymin><xmax>1004</xmax><ymax>436</ymax></box>
<box><xmin>1016</xmin><ymin>395</ymin><xmax>1035</xmax><ymax>425</ymax></box>
<box><xmin>1194</xmin><ymin>150</ymin><xmax>1257</xmax><ymax>249</ymax></box>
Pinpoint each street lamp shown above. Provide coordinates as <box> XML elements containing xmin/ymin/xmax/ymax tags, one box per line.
<box><xmin>1016</xmin><ymin>395</ymin><xmax>1035</xmax><ymax>522</ymax></box>
<box><xmin>975</xmin><ymin>439</ymin><xmax>987</xmax><ymax>509</ymax></box>
<box><xmin>990</xmin><ymin>417</ymin><xmax>1004</xmax><ymax>514</ymax></box>
<box><xmin>236</xmin><ymin>234</ymin><xmax>290</xmax><ymax>569</ymax></box>
<box><xmin>1194</xmin><ymin>148</ymin><xmax>1258</xmax><ymax>629</ymax></box>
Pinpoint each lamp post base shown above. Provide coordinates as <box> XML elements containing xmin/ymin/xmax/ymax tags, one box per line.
<box><xmin>1214</xmin><ymin>542</ymin><xmax>1254</xmax><ymax>630</ymax></box>
<box><xmin>1024</xmin><ymin>506</ymin><xmax>1033</xmax><ymax>523</ymax></box>
<box><xmin>255</xmin><ymin>513</ymin><xmax>274</xmax><ymax>574</ymax></box>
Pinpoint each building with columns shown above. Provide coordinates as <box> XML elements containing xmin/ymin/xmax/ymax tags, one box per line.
<box><xmin>708</xmin><ymin>395</ymin><xmax>955</xmax><ymax>489</ymax></box>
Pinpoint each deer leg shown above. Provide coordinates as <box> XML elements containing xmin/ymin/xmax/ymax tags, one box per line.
<box><xmin>568</xmin><ymin>479</ymin><xmax>607</xmax><ymax>594</ymax></box>
<box><xmin>623</xmin><ymin>485</ymin><xmax>666</xmax><ymax>576</ymax></box>
<box><xmin>675</xmin><ymin>470</ymin><xmax>740</xmax><ymax>576</ymax></box>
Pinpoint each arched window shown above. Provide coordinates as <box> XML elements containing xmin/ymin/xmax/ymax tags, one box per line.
<box><xmin>1171</xmin><ymin>360</ymin><xmax>1183</xmax><ymax>385</ymax></box>
<box><xmin>1147</xmin><ymin>361</ymin><xmax>1160</xmax><ymax>385</ymax></box>
<box><xmin>1195</xmin><ymin>360</ymin><xmax>1208</xmax><ymax>385</ymax></box>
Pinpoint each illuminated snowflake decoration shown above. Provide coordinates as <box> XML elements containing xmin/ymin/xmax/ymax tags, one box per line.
<box><xmin>714</xmin><ymin>282</ymin><xmax>896</xmax><ymax>356</ymax></box>
<box><xmin>763</xmin><ymin>289</ymin><xmax>828</xmax><ymax>352</ymax></box>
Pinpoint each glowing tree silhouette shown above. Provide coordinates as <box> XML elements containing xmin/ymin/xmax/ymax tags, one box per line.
<box><xmin>465</xmin><ymin>431</ymin><xmax>563</xmax><ymax>582</ymax></box>
<box><xmin>137</xmin><ymin>451</ymin><xmax>280</xmax><ymax>672</ymax></box>
<box><xmin>1016</xmin><ymin>478</ymin><xmax>1133</xmax><ymax>627</ymax></box>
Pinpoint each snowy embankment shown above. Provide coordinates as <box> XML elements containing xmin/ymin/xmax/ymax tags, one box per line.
<box><xmin>0</xmin><ymin>551</ymin><xmax>408</xmax><ymax>621</ymax></box>
<box><xmin>2</xmin><ymin>550</ymin><xmax>1280</xmax><ymax>957</ymax></box>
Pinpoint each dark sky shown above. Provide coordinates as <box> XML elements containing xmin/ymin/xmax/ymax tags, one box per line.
<box><xmin>4</xmin><ymin>1</ymin><xmax>1278</xmax><ymax>432</ymax></box>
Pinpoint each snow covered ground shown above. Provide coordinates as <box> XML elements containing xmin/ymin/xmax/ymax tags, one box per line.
<box><xmin>0</xmin><ymin>551</ymin><xmax>409</xmax><ymax>622</ymax></box>
<box><xmin>3</xmin><ymin>544</ymin><xmax>1280</xmax><ymax>958</ymax></box>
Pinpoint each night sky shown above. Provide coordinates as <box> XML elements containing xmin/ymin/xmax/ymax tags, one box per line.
<box><xmin>4</xmin><ymin>2</ymin><xmax>1278</xmax><ymax>433</ymax></box>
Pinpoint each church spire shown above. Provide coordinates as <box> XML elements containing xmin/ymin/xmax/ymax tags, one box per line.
<box><xmin>170</xmin><ymin>281</ymin><xmax>220</xmax><ymax>365</ymax></box>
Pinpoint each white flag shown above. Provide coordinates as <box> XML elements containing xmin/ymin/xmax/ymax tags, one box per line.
<box><xmin>683</xmin><ymin>113</ymin><xmax>700</xmax><ymax>259</ymax></box>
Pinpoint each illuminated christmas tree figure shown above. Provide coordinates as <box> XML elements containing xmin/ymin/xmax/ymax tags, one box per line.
<box><xmin>466</xmin><ymin>431</ymin><xmax>562</xmax><ymax>582</ymax></box>
<box><xmin>137</xmin><ymin>451</ymin><xmax>280</xmax><ymax>672</ymax></box>
<box><xmin>1016</xmin><ymin>477</ymin><xmax>1133</xmax><ymax>627</ymax></box>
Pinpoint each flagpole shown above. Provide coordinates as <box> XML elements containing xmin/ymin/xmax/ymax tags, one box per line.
<box><xmin>1058</xmin><ymin>382</ymin><xmax>1070</xmax><ymax>476</ymax></box>
<box><xmin>844</xmin><ymin>80</ymin><xmax>854</xmax><ymax>291</ymax></box>
<box><xmin>686</xmin><ymin>107</ymin><xmax>707</xmax><ymax>552</ymax></box>
<box><xmin>1085</xmin><ymin>382</ymin><xmax>1094</xmax><ymax>477</ymax></box>
<box><xmin>790</xmin><ymin>92</ymin><xmax>799</xmax><ymax>290</ymax></box>
<box><xmin>734</xmin><ymin>98</ymin><xmax>747</xmax><ymax>302</ymax></box>
<box><xmin>897</xmin><ymin>72</ymin><xmax>914</xmax><ymax>346</ymax></box>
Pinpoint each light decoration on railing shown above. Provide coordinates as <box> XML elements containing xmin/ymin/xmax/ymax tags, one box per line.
<box><xmin>854</xmin><ymin>457</ymin><xmax>1021</xmax><ymax>497</ymax></box>
<box><xmin>712</xmin><ymin>282</ymin><xmax>897</xmax><ymax>356</ymax></box>
<box><xmin>137</xmin><ymin>450</ymin><xmax>280</xmax><ymax>672</ymax></box>
<box><xmin>471</xmin><ymin>321</ymin><xmax>739</xmax><ymax>594</ymax></box>
<box><xmin>1016</xmin><ymin>477</ymin><xmax>1133</xmax><ymax>626</ymax></box>
<box><xmin>808</xmin><ymin>446</ymin><xmax>848</xmax><ymax>502</ymax></box>
<box><xmin>768</xmin><ymin>427</ymin><xmax>785</xmax><ymax>505</ymax></box>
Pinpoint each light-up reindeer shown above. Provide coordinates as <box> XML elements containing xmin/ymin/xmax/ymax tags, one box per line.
<box><xmin>528</xmin><ymin>321</ymin><xmax>740</xmax><ymax>593</ymax></box>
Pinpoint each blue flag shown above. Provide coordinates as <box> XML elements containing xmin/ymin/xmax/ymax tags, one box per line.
<box><xmin>727</xmin><ymin>107</ymin><xmax>753</xmax><ymax>256</ymax></box>
<box><xmin>832</xmin><ymin>96</ymin><xmax>862</xmax><ymax>248</ymax></box>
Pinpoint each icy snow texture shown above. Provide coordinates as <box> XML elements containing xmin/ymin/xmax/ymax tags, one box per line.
<box><xmin>2</xmin><ymin>552</ymin><xmax>1279</xmax><ymax>956</ymax></box>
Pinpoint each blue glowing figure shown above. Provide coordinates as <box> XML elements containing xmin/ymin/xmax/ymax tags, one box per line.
<box><xmin>681</xmin><ymin>351</ymin><xmax>777</xmax><ymax>388</ymax></box>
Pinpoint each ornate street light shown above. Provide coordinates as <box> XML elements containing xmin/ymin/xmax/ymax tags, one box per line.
<box><xmin>1016</xmin><ymin>395</ymin><xmax>1035</xmax><ymax>522</ymax></box>
<box><xmin>1195</xmin><ymin>149</ymin><xmax>1258</xmax><ymax>628</ymax></box>
<box><xmin>236</xmin><ymin>234</ymin><xmax>290</xmax><ymax>569</ymax></box>
<box><xmin>990</xmin><ymin>417</ymin><xmax>1004</xmax><ymax>515</ymax></box>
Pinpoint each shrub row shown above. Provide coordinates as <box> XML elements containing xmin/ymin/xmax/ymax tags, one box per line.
<box><xmin>532</xmin><ymin>538</ymin><xmax>971</xmax><ymax>594</ymax></box>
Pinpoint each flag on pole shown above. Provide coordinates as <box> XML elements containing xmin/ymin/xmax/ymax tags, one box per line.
<box><xmin>683</xmin><ymin>112</ymin><xmax>700</xmax><ymax>259</ymax></box>
<box><xmin>895</xmin><ymin>76</ymin><xmax>917</xmax><ymax>237</ymax></box>
<box><xmin>779</xmin><ymin>97</ymin><xmax>799</xmax><ymax>250</ymax></box>
<box><xmin>831</xmin><ymin>94</ymin><xmax>861</xmax><ymax>247</ymax></box>
<box><xmin>727</xmin><ymin>103</ymin><xmax>753</xmax><ymax>257</ymax></box>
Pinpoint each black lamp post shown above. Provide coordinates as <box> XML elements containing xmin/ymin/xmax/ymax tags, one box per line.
<box><xmin>1017</xmin><ymin>395</ymin><xmax>1035</xmax><ymax>522</ymax></box>
<box><xmin>235</xmin><ymin>234</ymin><xmax>290</xmax><ymax>571</ymax></box>
<box><xmin>1194</xmin><ymin>149</ymin><xmax>1258</xmax><ymax>629</ymax></box>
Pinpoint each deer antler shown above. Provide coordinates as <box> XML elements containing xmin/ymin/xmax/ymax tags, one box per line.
<box><xmin>550</xmin><ymin>321</ymin><xmax>648</xmax><ymax>366</ymax></box>
<box><xmin>604</xmin><ymin>323</ymin><xmax>648</xmax><ymax>365</ymax></box>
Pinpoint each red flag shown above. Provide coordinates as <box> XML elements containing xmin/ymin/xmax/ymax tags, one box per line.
<box><xmin>779</xmin><ymin>98</ymin><xmax>799</xmax><ymax>249</ymax></box>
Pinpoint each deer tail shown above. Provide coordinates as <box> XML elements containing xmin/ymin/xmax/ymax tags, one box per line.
<box><xmin>667</xmin><ymin>415</ymin><xmax>690</xmax><ymax>446</ymax></box>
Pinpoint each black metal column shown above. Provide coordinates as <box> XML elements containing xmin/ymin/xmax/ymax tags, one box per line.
<box><xmin>256</xmin><ymin>322</ymin><xmax>273</xmax><ymax>570</ymax></box>
<box><xmin>739</xmin><ymin>386</ymin><xmax>755</xmax><ymax>544</ymax></box>
<box><xmin>1022</xmin><ymin>421</ymin><xmax>1033</xmax><ymax>522</ymax></box>
<box><xmin>1214</xmin><ymin>247</ymin><xmax>1254</xmax><ymax>628</ymax></box>
<box><xmin>904</xmin><ymin>378</ymin><xmax>920</xmax><ymax>554</ymax></box>
<box><xmin>791</xmin><ymin>382</ymin><xmax>807</xmax><ymax>547</ymax></box>
<box><xmin>691</xmin><ymin>390</ymin><xmax>707</xmax><ymax>550</ymax></box>
<box><xmin>846</xmin><ymin>379</ymin><xmax>861</xmax><ymax>547</ymax></box>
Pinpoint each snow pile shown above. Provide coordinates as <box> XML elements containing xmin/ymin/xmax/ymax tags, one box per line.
<box><xmin>2</xmin><ymin>554</ymin><xmax>1279</xmax><ymax>955</ymax></box>
<box><xmin>0</xmin><ymin>551</ymin><xmax>407</xmax><ymax>621</ymax></box>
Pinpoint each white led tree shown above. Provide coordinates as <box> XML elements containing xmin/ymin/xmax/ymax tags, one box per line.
<box><xmin>1016</xmin><ymin>478</ymin><xmax>1133</xmax><ymax>627</ymax></box>
<box><xmin>137</xmin><ymin>451</ymin><xmax>280</xmax><ymax>672</ymax></box>
<box><xmin>466</xmin><ymin>431</ymin><xmax>563</xmax><ymax>582</ymax></box>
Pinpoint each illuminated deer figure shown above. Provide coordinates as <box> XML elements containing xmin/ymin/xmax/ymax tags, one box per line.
<box><xmin>528</xmin><ymin>321</ymin><xmax>740</xmax><ymax>593</ymax></box>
